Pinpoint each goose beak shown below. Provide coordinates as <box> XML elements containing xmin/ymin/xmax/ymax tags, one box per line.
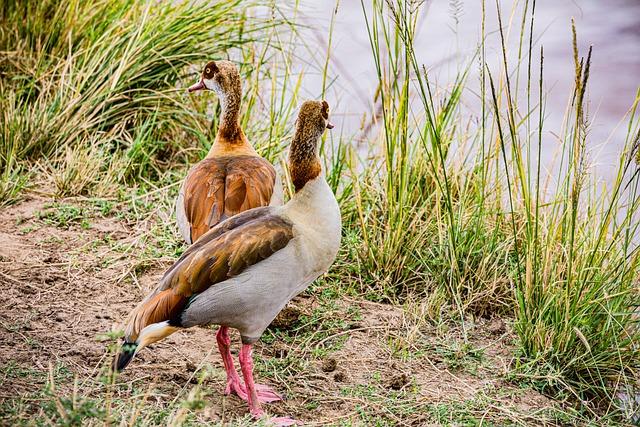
<box><xmin>326</xmin><ymin>121</ymin><xmax>334</xmax><ymax>129</ymax></box>
<box><xmin>188</xmin><ymin>80</ymin><xmax>206</xmax><ymax>92</ymax></box>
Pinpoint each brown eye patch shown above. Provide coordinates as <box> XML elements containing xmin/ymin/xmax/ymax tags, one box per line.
<box><xmin>321</xmin><ymin>100</ymin><xmax>329</xmax><ymax>119</ymax></box>
<box><xmin>203</xmin><ymin>61</ymin><xmax>219</xmax><ymax>79</ymax></box>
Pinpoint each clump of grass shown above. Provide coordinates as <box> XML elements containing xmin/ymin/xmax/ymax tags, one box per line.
<box><xmin>0</xmin><ymin>88</ymin><xmax>33</xmax><ymax>205</ymax></box>
<box><xmin>494</xmin><ymin>19</ymin><xmax>640</xmax><ymax>413</ymax></box>
<box><xmin>335</xmin><ymin>0</ymin><xmax>640</xmax><ymax>418</ymax></box>
<box><xmin>42</xmin><ymin>141</ymin><xmax>104</xmax><ymax>198</ymax></box>
<box><xmin>36</xmin><ymin>202</ymin><xmax>90</xmax><ymax>229</ymax></box>
<box><xmin>338</xmin><ymin>0</ymin><xmax>515</xmax><ymax>320</ymax></box>
<box><xmin>0</xmin><ymin>159</ymin><xmax>29</xmax><ymax>207</ymax></box>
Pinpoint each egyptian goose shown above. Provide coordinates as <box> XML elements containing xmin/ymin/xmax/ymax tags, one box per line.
<box><xmin>116</xmin><ymin>100</ymin><xmax>340</xmax><ymax>425</ymax></box>
<box><xmin>177</xmin><ymin>60</ymin><xmax>283</xmax><ymax>244</ymax></box>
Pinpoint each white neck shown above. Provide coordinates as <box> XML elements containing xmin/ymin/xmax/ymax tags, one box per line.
<box><xmin>289</xmin><ymin>174</ymin><xmax>326</xmax><ymax>203</ymax></box>
<box><xmin>282</xmin><ymin>174</ymin><xmax>341</xmax><ymax>278</ymax></box>
<box><xmin>285</xmin><ymin>175</ymin><xmax>339</xmax><ymax>228</ymax></box>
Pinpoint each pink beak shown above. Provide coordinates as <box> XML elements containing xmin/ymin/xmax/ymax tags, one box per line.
<box><xmin>188</xmin><ymin>80</ymin><xmax>206</xmax><ymax>92</ymax></box>
<box><xmin>326</xmin><ymin>121</ymin><xmax>334</xmax><ymax>129</ymax></box>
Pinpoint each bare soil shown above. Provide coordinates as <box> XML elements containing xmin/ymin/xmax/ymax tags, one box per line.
<box><xmin>0</xmin><ymin>195</ymin><xmax>558</xmax><ymax>426</ymax></box>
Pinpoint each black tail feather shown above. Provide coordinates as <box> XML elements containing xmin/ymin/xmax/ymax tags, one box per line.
<box><xmin>114</xmin><ymin>342</ymin><xmax>137</xmax><ymax>372</ymax></box>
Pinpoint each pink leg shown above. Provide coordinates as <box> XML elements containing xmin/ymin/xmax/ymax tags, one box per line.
<box><xmin>239</xmin><ymin>344</ymin><xmax>297</xmax><ymax>426</ymax></box>
<box><xmin>239</xmin><ymin>344</ymin><xmax>263</xmax><ymax>417</ymax></box>
<box><xmin>216</xmin><ymin>326</ymin><xmax>246</xmax><ymax>399</ymax></box>
<box><xmin>216</xmin><ymin>328</ymin><xmax>283</xmax><ymax>403</ymax></box>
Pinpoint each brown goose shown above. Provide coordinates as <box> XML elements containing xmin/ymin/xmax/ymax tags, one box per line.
<box><xmin>116</xmin><ymin>100</ymin><xmax>339</xmax><ymax>425</ymax></box>
<box><xmin>177</xmin><ymin>60</ymin><xmax>283</xmax><ymax>244</ymax></box>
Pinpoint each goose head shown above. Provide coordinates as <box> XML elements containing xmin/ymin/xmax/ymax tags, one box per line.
<box><xmin>289</xmin><ymin>100</ymin><xmax>334</xmax><ymax>192</ymax></box>
<box><xmin>294</xmin><ymin>100</ymin><xmax>334</xmax><ymax>144</ymax></box>
<box><xmin>188</xmin><ymin>60</ymin><xmax>241</xmax><ymax>109</ymax></box>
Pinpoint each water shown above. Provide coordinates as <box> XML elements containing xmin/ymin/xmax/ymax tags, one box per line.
<box><xmin>294</xmin><ymin>0</ymin><xmax>640</xmax><ymax>184</ymax></box>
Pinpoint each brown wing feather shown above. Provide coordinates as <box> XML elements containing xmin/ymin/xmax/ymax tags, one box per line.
<box><xmin>124</xmin><ymin>208</ymin><xmax>293</xmax><ymax>342</ymax></box>
<box><xmin>181</xmin><ymin>156</ymin><xmax>277</xmax><ymax>243</ymax></box>
<box><xmin>222</xmin><ymin>156</ymin><xmax>276</xmax><ymax>220</ymax></box>
<box><xmin>164</xmin><ymin>213</ymin><xmax>293</xmax><ymax>295</ymax></box>
<box><xmin>182</xmin><ymin>159</ymin><xmax>226</xmax><ymax>243</ymax></box>
<box><xmin>128</xmin><ymin>289</ymin><xmax>187</xmax><ymax>341</ymax></box>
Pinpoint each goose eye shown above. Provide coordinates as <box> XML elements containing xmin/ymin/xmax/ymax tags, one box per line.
<box><xmin>321</xmin><ymin>101</ymin><xmax>329</xmax><ymax>119</ymax></box>
<box><xmin>205</xmin><ymin>68</ymin><xmax>210</xmax><ymax>74</ymax></box>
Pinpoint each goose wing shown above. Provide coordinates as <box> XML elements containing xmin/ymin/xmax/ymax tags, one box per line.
<box><xmin>125</xmin><ymin>207</ymin><xmax>293</xmax><ymax>341</ymax></box>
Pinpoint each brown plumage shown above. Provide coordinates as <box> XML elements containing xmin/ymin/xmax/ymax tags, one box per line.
<box><xmin>124</xmin><ymin>207</ymin><xmax>294</xmax><ymax>343</ymax></box>
<box><xmin>182</xmin><ymin>156</ymin><xmax>276</xmax><ymax>243</ymax></box>
<box><xmin>178</xmin><ymin>60</ymin><xmax>281</xmax><ymax>244</ymax></box>
<box><xmin>288</xmin><ymin>100</ymin><xmax>333</xmax><ymax>192</ymax></box>
<box><xmin>127</xmin><ymin>289</ymin><xmax>186</xmax><ymax>342</ymax></box>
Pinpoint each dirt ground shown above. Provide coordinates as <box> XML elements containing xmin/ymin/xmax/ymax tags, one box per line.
<box><xmin>0</xmin><ymin>195</ymin><xmax>560</xmax><ymax>426</ymax></box>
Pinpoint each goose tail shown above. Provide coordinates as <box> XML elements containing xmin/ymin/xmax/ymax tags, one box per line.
<box><xmin>114</xmin><ymin>342</ymin><xmax>138</xmax><ymax>372</ymax></box>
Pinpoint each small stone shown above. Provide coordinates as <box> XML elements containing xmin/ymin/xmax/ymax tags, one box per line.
<box><xmin>487</xmin><ymin>318</ymin><xmax>506</xmax><ymax>335</ymax></box>
<box><xmin>333</xmin><ymin>371</ymin><xmax>346</xmax><ymax>382</ymax></box>
<box><xmin>270</xmin><ymin>306</ymin><xmax>303</xmax><ymax>330</ymax></box>
<box><xmin>388</xmin><ymin>373</ymin><xmax>409</xmax><ymax>390</ymax></box>
<box><xmin>185</xmin><ymin>361</ymin><xmax>197</xmax><ymax>371</ymax></box>
<box><xmin>321</xmin><ymin>358</ymin><xmax>338</xmax><ymax>372</ymax></box>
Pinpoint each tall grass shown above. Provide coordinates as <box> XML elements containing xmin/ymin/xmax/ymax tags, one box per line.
<box><xmin>488</xmin><ymin>6</ymin><xmax>640</xmax><ymax>414</ymax></box>
<box><xmin>347</xmin><ymin>0</ymin><xmax>514</xmax><ymax>319</ymax></box>
<box><xmin>334</xmin><ymin>0</ymin><xmax>640</xmax><ymax>417</ymax></box>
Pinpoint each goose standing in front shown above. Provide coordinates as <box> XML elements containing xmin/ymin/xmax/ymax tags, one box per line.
<box><xmin>115</xmin><ymin>100</ymin><xmax>340</xmax><ymax>425</ymax></box>
<box><xmin>177</xmin><ymin>60</ymin><xmax>283</xmax><ymax>244</ymax></box>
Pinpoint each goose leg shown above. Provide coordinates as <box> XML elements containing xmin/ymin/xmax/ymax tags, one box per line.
<box><xmin>238</xmin><ymin>344</ymin><xmax>262</xmax><ymax>417</ymax></box>
<box><xmin>238</xmin><ymin>344</ymin><xmax>297</xmax><ymax>426</ymax></box>
<box><xmin>216</xmin><ymin>327</ymin><xmax>283</xmax><ymax>403</ymax></box>
<box><xmin>215</xmin><ymin>326</ymin><xmax>246</xmax><ymax>398</ymax></box>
